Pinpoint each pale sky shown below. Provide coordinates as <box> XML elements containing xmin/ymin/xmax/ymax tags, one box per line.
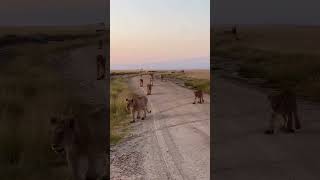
<box><xmin>110</xmin><ymin>0</ymin><xmax>210</xmax><ymax>69</ymax></box>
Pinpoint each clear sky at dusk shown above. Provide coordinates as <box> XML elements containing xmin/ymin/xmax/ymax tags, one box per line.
<box><xmin>110</xmin><ymin>0</ymin><xmax>210</xmax><ymax>70</ymax></box>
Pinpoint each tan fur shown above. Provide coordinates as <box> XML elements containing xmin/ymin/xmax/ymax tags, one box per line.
<box><xmin>149</xmin><ymin>74</ymin><xmax>154</xmax><ymax>85</ymax></box>
<box><xmin>126</xmin><ymin>96</ymin><xmax>151</xmax><ymax>122</ymax></box>
<box><xmin>147</xmin><ymin>84</ymin><xmax>152</xmax><ymax>95</ymax></box>
<box><xmin>50</xmin><ymin>108</ymin><xmax>107</xmax><ymax>180</ymax></box>
<box><xmin>265</xmin><ymin>90</ymin><xmax>301</xmax><ymax>134</ymax></box>
<box><xmin>193</xmin><ymin>90</ymin><xmax>204</xmax><ymax>104</ymax></box>
<box><xmin>149</xmin><ymin>77</ymin><xmax>153</xmax><ymax>86</ymax></box>
<box><xmin>139</xmin><ymin>78</ymin><xmax>143</xmax><ymax>87</ymax></box>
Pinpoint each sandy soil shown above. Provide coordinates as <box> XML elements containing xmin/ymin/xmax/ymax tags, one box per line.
<box><xmin>111</xmin><ymin>75</ymin><xmax>210</xmax><ymax>179</ymax></box>
<box><xmin>213</xmin><ymin>73</ymin><xmax>320</xmax><ymax>180</ymax></box>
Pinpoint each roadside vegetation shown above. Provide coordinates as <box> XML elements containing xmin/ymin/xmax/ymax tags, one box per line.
<box><xmin>110</xmin><ymin>78</ymin><xmax>132</xmax><ymax>145</ymax></box>
<box><xmin>0</xmin><ymin>25</ymin><xmax>105</xmax><ymax>47</ymax></box>
<box><xmin>161</xmin><ymin>71</ymin><xmax>210</xmax><ymax>94</ymax></box>
<box><xmin>0</xmin><ymin>30</ymin><xmax>102</xmax><ymax>179</ymax></box>
<box><xmin>214</xmin><ymin>26</ymin><xmax>320</xmax><ymax>100</ymax></box>
<box><xmin>110</xmin><ymin>71</ymin><xmax>140</xmax><ymax>76</ymax></box>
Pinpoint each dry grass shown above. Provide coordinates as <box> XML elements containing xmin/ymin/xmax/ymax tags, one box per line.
<box><xmin>184</xmin><ymin>70</ymin><xmax>210</xmax><ymax>80</ymax></box>
<box><xmin>110</xmin><ymin>78</ymin><xmax>132</xmax><ymax>145</ymax></box>
<box><xmin>214</xmin><ymin>25</ymin><xmax>320</xmax><ymax>55</ymax></box>
<box><xmin>0</xmin><ymin>25</ymin><xmax>103</xmax><ymax>37</ymax></box>
<box><xmin>214</xmin><ymin>25</ymin><xmax>320</xmax><ymax>100</ymax></box>
<box><xmin>161</xmin><ymin>70</ymin><xmax>210</xmax><ymax>94</ymax></box>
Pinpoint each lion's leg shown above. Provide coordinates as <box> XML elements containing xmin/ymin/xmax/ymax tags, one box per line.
<box><xmin>142</xmin><ymin>109</ymin><xmax>146</xmax><ymax>120</ymax></box>
<box><xmin>294</xmin><ymin>110</ymin><xmax>301</xmax><ymax>130</ymax></box>
<box><xmin>193</xmin><ymin>96</ymin><xmax>197</xmax><ymax>104</ymax></box>
<box><xmin>96</xmin><ymin>62</ymin><xmax>100</xmax><ymax>80</ymax></box>
<box><xmin>101</xmin><ymin>61</ymin><xmax>106</xmax><ymax>79</ymax></box>
<box><xmin>281</xmin><ymin>114</ymin><xmax>287</xmax><ymax>130</ymax></box>
<box><xmin>286</xmin><ymin>112</ymin><xmax>295</xmax><ymax>133</ymax></box>
<box><xmin>131</xmin><ymin>111</ymin><xmax>136</xmax><ymax>123</ymax></box>
<box><xmin>86</xmin><ymin>152</ymin><xmax>106</xmax><ymax>180</ymax></box>
<box><xmin>86</xmin><ymin>155</ymin><xmax>98</xmax><ymax>180</ymax></box>
<box><xmin>265</xmin><ymin>112</ymin><xmax>276</xmax><ymax>134</ymax></box>
<box><xmin>136</xmin><ymin>111</ymin><xmax>141</xmax><ymax>119</ymax></box>
<box><xmin>68</xmin><ymin>153</ymin><xmax>85</xmax><ymax>180</ymax></box>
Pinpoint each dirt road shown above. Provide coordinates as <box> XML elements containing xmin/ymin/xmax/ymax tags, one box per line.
<box><xmin>213</xmin><ymin>75</ymin><xmax>320</xmax><ymax>180</ymax></box>
<box><xmin>111</xmin><ymin>76</ymin><xmax>210</xmax><ymax>179</ymax></box>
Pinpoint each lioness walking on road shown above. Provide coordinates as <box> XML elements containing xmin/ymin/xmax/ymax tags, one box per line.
<box><xmin>96</xmin><ymin>55</ymin><xmax>106</xmax><ymax>80</ymax></box>
<box><xmin>140</xmin><ymin>78</ymin><xmax>143</xmax><ymax>87</ymax></box>
<box><xmin>126</xmin><ymin>96</ymin><xmax>151</xmax><ymax>123</ymax></box>
<box><xmin>265</xmin><ymin>89</ymin><xmax>302</xmax><ymax>134</ymax></box>
<box><xmin>149</xmin><ymin>73</ymin><xmax>154</xmax><ymax>85</ymax></box>
<box><xmin>193</xmin><ymin>90</ymin><xmax>204</xmax><ymax>104</ymax></box>
<box><xmin>149</xmin><ymin>77</ymin><xmax>153</xmax><ymax>86</ymax></box>
<box><xmin>147</xmin><ymin>83</ymin><xmax>152</xmax><ymax>95</ymax></box>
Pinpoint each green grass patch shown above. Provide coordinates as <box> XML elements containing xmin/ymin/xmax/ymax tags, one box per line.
<box><xmin>110</xmin><ymin>78</ymin><xmax>132</xmax><ymax>145</ymax></box>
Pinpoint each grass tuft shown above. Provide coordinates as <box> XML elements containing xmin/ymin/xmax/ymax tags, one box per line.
<box><xmin>110</xmin><ymin>78</ymin><xmax>132</xmax><ymax>145</ymax></box>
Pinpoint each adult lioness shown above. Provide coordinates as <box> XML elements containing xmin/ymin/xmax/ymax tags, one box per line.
<box><xmin>147</xmin><ymin>83</ymin><xmax>152</xmax><ymax>95</ymax></box>
<box><xmin>149</xmin><ymin>77</ymin><xmax>153</xmax><ymax>86</ymax></box>
<box><xmin>50</xmin><ymin>107</ymin><xmax>107</xmax><ymax>180</ymax></box>
<box><xmin>193</xmin><ymin>90</ymin><xmax>204</xmax><ymax>104</ymax></box>
<box><xmin>139</xmin><ymin>78</ymin><xmax>143</xmax><ymax>87</ymax></box>
<box><xmin>265</xmin><ymin>89</ymin><xmax>301</xmax><ymax>134</ymax></box>
<box><xmin>149</xmin><ymin>73</ymin><xmax>154</xmax><ymax>85</ymax></box>
<box><xmin>96</xmin><ymin>55</ymin><xmax>106</xmax><ymax>80</ymax></box>
<box><xmin>126</xmin><ymin>96</ymin><xmax>151</xmax><ymax>123</ymax></box>
<box><xmin>150</xmin><ymin>73</ymin><xmax>154</xmax><ymax>79</ymax></box>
